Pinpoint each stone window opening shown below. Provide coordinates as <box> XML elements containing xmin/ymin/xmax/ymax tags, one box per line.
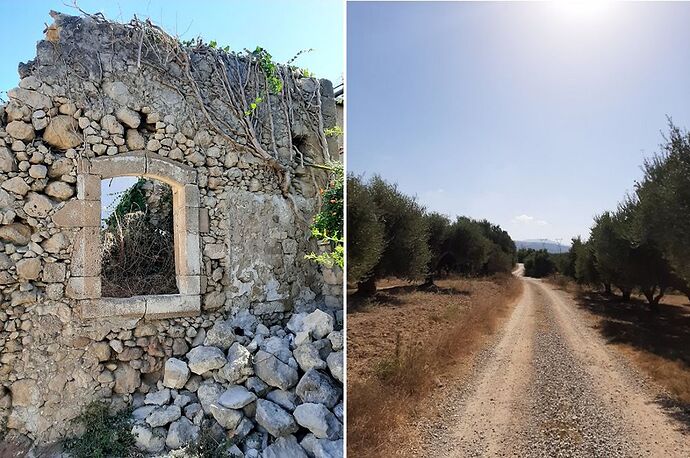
<box><xmin>100</xmin><ymin>176</ymin><xmax>178</xmax><ymax>298</ymax></box>
<box><xmin>52</xmin><ymin>152</ymin><xmax>202</xmax><ymax>319</ymax></box>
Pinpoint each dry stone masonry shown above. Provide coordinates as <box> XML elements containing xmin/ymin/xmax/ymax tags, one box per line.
<box><xmin>0</xmin><ymin>11</ymin><xmax>343</xmax><ymax>457</ymax></box>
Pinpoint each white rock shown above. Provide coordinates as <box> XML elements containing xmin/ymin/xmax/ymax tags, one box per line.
<box><xmin>253</xmin><ymin>350</ymin><xmax>299</xmax><ymax>390</ymax></box>
<box><xmin>144</xmin><ymin>388</ymin><xmax>171</xmax><ymax>406</ymax></box>
<box><xmin>146</xmin><ymin>405</ymin><xmax>181</xmax><ymax>427</ymax></box>
<box><xmin>326</xmin><ymin>352</ymin><xmax>343</xmax><ymax>383</ymax></box>
<box><xmin>263</xmin><ymin>435</ymin><xmax>308</xmax><ymax>458</ymax></box>
<box><xmin>294</xmin><ymin>343</ymin><xmax>327</xmax><ymax>372</ymax></box>
<box><xmin>255</xmin><ymin>399</ymin><xmax>298</xmax><ymax>438</ymax></box>
<box><xmin>293</xmin><ymin>403</ymin><xmax>342</xmax><ymax>440</ymax></box>
<box><xmin>218</xmin><ymin>385</ymin><xmax>256</xmax><ymax>409</ymax></box>
<box><xmin>220</xmin><ymin>342</ymin><xmax>253</xmax><ymax>384</ymax></box>
<box><xmin>303</xmin><ymin>310</ymin><xmax>335</xmax><ymax>339</ymax></box>
<box><xmin>209</xmin><ymin>403</ymin><xmax>243</xmax><ymax>429</ymax></box>
<box><xmin>132</xmin><ymin>424</ymin><xmax>166</xmax><ymax>453</ymax></box>
<box><xmin>163</xmin><ymin>358</ymin><xmax>190</xmax><ymax>389</ymax></box>
<box><xmin>116</xmin><ymin>107</ymin><xmax>141</xmax><ymax>128</ymax></box>
<box><xmin>166</xmin><ymin>417</ymin><xmax>199</xmax><ymax>449</ymax></box>
<box><xmin>186</xmin><ymin>345</ymin><xmax>226</xmax><ymax>374</ymax></box>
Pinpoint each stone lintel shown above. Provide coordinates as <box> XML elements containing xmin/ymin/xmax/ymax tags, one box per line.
<box><xmin>90</xmin><ymin>151</ymin><xmax>147</xmax><ymax>178</ymax></box>
<box><xmin>146</xmin><ymin>153</ymin><xmax>196</xmax><ymax>186</ymax></box>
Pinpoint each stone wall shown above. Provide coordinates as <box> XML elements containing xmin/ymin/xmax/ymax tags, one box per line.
<box><xmin>0</xmin><ymin>11</ymin><xmax>343</xmax><ymax>456</ymax></box>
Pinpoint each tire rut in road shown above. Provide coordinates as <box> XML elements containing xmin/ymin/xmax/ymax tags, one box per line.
<box><xmin>516</xmin><ymin>283</ymin><xmax>634</xmax><ymax>457</ymax></box>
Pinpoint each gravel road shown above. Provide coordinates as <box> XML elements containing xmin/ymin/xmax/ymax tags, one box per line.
<box><xmin>425</xmin><ymin>274</ymin><xmax>689</xmax><ymax>457</ymax></box>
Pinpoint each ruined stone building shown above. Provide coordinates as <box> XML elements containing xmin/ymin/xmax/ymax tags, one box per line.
<box><xmin>0</xmin><ymin>11</ymin><xmax>343</xmax><ymax>456</ymax></box>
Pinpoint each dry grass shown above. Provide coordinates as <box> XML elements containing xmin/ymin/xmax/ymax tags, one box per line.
<box><xmin>347</xmin><ymin>274</ymin><xmax>523</xmax><ymax>457</ymax></box>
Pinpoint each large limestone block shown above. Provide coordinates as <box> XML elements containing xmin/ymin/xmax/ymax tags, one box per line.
<box><xmin>7</xmin><ymin>87</ymin><xmax>52</xmax><ymax>110</ymax></box>
<box><xmin>6</xmin><ymin>121</ymin><xmax>36</xmax><ymax>141</ymax></box>
<box><xmin>43</xmin><ymin>115</ymin><xmax>82</xmax><ymax>149</ymax></box>
<box><xmin>0</xmin><ymin>223</ymin><xmax>32</xmax><ymax>245</ymax></box>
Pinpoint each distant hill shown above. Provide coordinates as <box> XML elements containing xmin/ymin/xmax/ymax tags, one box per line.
<box><xmin>516</xmin><ymin>239</ymin><xmax>570</xmax><ymax>254</ymax></box>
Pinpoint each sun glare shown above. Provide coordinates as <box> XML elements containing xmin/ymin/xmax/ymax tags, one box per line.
<box><xmin>552</xmin><ymin>0</ymin><xmax>612</xmax><ymax>21</ymax></box>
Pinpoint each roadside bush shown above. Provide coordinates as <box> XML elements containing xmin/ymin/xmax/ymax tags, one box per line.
<box><xmin>523</xmin><ymin>249</ymin><xmax>556</xmax><ymax>278</ymax></box>
<box><xmin>64</xmin><ymin>402</ymin><xmax>137</xmax><ymax>458</ymax></box>
<box><xmin>346</xmin><ymin>176</ymin><xmax>385</xmax><ymax>288</ymax></box>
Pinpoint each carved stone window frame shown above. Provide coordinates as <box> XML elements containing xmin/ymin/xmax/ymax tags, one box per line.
<box><xmin>53</xmin><ymin>152</ymin><xmax>202</xmax><ymax>319</ymax></box>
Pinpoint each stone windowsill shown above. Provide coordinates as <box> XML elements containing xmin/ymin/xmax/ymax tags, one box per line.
<box><xmin>79</xmin><ymin>294</ymin><xmax>200</xmax><ymax>320</ymax></box>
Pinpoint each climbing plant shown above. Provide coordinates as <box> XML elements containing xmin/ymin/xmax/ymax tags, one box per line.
<box><xmin>306</xmin><ymin>161</ymin><xmax>344</xmax><ymax>268</ymax></box>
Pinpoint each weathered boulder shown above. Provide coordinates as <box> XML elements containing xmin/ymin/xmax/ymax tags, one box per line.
<box><xmin>28</xmin><ymin>164</ymin><xmax>47</xmax><ymax>179</ymax></box>
<box><xmin>125</xmin><ymin>129</ymin><xmax>146</xmax><ymax>149</ymax></box>
<box><xmin>44</xmin><ymin>181</ymin><xmax>74</xmax><ymax>200</ymax></box>
<box><xmin>255</xmin><ymin>399</ymin><xmax>298</xmax><ymax>438</ymax></box>
<box><xmin>100</xmin><ymin>114</ymin><xmax>124</xmax><ymax>135</ymax></box>
<box><xmin>42</xmin><ymin>233</ymin><xmax>69</xmax><ymax>253</ymax></box>
<box><xmin>326</xmin><ymin>351</ymin><xmax>343</xmax><ymax>383</ymax></box>
<box><xmin>6</xmin><ymin>121</ymin><xmax>35</xmax><ymax>141</ymax></box>
<box><xmin>220</xmin><ymin>342</ymin><xmax>253</xmax><ymax>383</ymax></box>
<box><xmin>113</xmin><ymin>363</ymin><xmax>140</xmax><ymax>394</ymax></box>
<box><xmin>132</xmin><ymin>425</ymin><xmax>166</xmax><ymax>453</ymax></box>
<box><xmin>166</xmin><ymin>417</ymin><xmax>199</xmax><ymax>449</ymax></box>
<box><xmin>302</xmin><ymin>309</ymin><xmax>335</xmax><ymax>339</ymax></box>
<box><xmin>2</xmin><ymin>177</ymin><xmax>30</xmax><ymax>196</ymax></box>
<box><xmin>48</xmin><ymin>157</ymin><xmax>73</xmax><ymax>177</ymax></box>
<box><xmin>186</xmin><ymin>346</ymin><xmax>226</xmax><ymax>374</ymax></box>
<box><xmin>197</xmin><ymin>381</ymin><xmax>223</xmax><ymax>414</ymax></box>
<box><xmin>301</xmin><ymin>434</ymin><xmax>343</xmax><ymax>458</ymax></box>
<box><xmin>263</xmin><ymin>435</ymin><xmax>308</xmax><ymax>458</ymax></box>
<box><xmin>116</xmin><ymin>107</ymin><xmax>141</xmax><ymax>128</ymax></box>
<box><xmin>295</xmin><ymin>369</ymin><xmax>341</xmax><ymax>409</ymax></box>
<box><xmin>266</xmin><ymin>389</ymin><xmax>298</xmax><ymax>412</ymax></box>
<box><xmin>0</xmin><ymin>223</ymin><xmax>32</xmax><ymax>245</ymax></box>
<box><xmin>293</xmin><ymin>403</ymin><xmax>342</xmax><ymax>440</ymax></box>
<box><xmin>23</xmin><ymin>192</ymin><xmax>53</xmax><ymax>218</ymax></box>
<box><xmin>253</xmin><ymin>350</ymin><xmax>299</xmax><ymax>390</ymax></box>
<box><xmin>43</xmin><ymin>115</ymin><xmax>82</xmax><ymax>149</ymax></box>
<box><xmin>218</xmin><ymin>385</ymin><xmax>257</xmax><ymax>409</ymax></box>
<box><xmin>209</xmin><ymin>403</ymin><xmax>243</xmax><ymax>429</ymax></box>
<box><xmin>16</xmin><ymin>258</ymin><xmax>41</xmax><ymax>281</ymax></box>
<box><xmin>294</xmin><ymin>343</ymin><xmax>327</xmax><ymax>372</ymax></box>
<box><xmin>146</xmin><ymin>405</ymin><xmax>181</xmax><ymax>427</ymax></box>
<box><xmin>144</xmin><ymin>389</ymin><xmax>171</xmax><ymax>406</ymax></box>
<box><xmin>7</xmin><ymin>87</ymin><xmax>52</xmax><ymax>110</ymax></box>
<box><xmin>0</xmin><ymin>147</ymin><xmax>17</xmax><ymax>172</ymax></box>
<box><xmin>204</xmin><ymin>320</ymin><xmax>236</xmax><ymax>350</ymax></box>
<box><xmin>163</xmin><ymin>358</ymin><xmax>190</xmax><ymax>389</ymax></box>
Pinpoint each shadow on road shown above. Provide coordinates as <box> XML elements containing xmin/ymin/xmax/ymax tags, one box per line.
<box><xmin>576</xmin><ymin>291</ymin><xmax>690</xmax><ymax>433</ymax></box>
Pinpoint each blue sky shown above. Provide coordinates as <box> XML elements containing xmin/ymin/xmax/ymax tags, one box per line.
<box><xmin>0</xmin><ymin>0</ymin><xmax>343</xmax><ymax>216</ymax></box>
<box><xmin>348</xmin><ymin>1</ymin><xmax>690</xmax><ymax>243</ymax></box>
<box><xmin>0</xmin><ymin>0</ymin><xmax>344</xmax><ymax>95</ymax></box>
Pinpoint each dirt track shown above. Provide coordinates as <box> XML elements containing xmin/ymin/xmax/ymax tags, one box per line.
<box><xmin>426</xmin><ymin>272</ymin><xmax>690</xmax><ymax>457</ymax></box>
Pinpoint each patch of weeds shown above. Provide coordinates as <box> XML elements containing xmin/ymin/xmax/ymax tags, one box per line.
<box><xmin>443</xmin><ymin>303</ymin><xmax>462</xmax><ymax>320</ymax></box>
<box><xmin>185</xmin><ymin>427</ymin><xmax>237</xmax><ymax>458</ymax></box>
<box><xmin>0</xmin><ymin>416</ymin><xmax>7</xmax><ymax>442</ymax></box>
<box><xmin>64</xmin><ymin>401</ymin><xmax>139</xmax><ymax>458</ymax></box>
<box><xmin>374</xmin><ymin>356</ymin><xmax>402</xmax><ymax>382</ymax></box>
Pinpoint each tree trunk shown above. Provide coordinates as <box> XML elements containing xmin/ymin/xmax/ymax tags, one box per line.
<box><xmin>603</xmin><ymin>283</ymin><xmax>612</xmax><ymax>295</ymax></box>
<box><xmin>621</xmin><ymin>289</ymin><xmax>631</xmax><ymax>302</ymax></box>
<box><xmin>418</xmin><ymin>274</ymin><xmax>435</xmax><ymax>290</ymax></box>
<box><xmin>356</xmin><ymin>276</ymin><xmax>377</xmax><ymax>296</ymax></box>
